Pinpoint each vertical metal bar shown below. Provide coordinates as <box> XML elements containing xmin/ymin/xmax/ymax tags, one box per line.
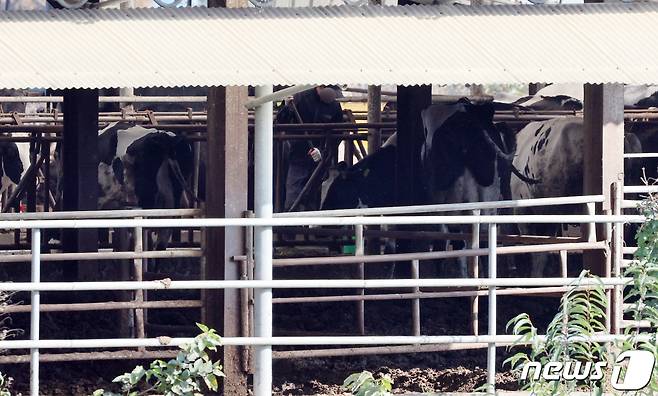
<box><xmin>242</xmin><ymin>210</ymin><xmax>255</xmax><ymax>373</ymax></box>
<box><xmin>470</xmin><ymin>209</ymin><xmax>480</xmax><ymax>336</ymax></box>
<box><xmin>134</xmin><ymin>219</ymin><xmax>145</xmax><ymax>345</ymax></box>
<box><xmin>411</xmin><ymin>259</ymin><xmax>421</xmax><ymax>337</ymax></box>
<box><xmin>30</xmin><ymin>228</ymin><xmax>41</xmax><ymax>396</ymax></box>
<box><xmin>586</xmin><ymin>202</ymin><xmax>597</xmax><ymax>242</ymax></box>
<box><xmin>253</xmin><ymin>85</ymin><xmax>274</xmax><ymax>396</ymax></box>
<box><xmin>612</xmin><ymin>182</ymin><xmax>623</xmax><ymax>334</ymax></box>
<box><xmin>142</xmin><ymin>227</ymin><xmax>150</xmax><ymax>329</ymax></box>
<box><xmin>43</xmin><ymin>141</ymin><xmax>51</xmax><ymax>213</ymax></box>
<box><xmin>605</xmin><ymin>218</ymin><xmax>612</xmax><ymax>332</ymax></box>
<box><xmin>487</xmin><ymin>223</ymin><xmax>497</xmax><ymax>394</ymax></box>
<box><xmin>559</xmin><ymin>250</ymin><xmax>568</xmax><ymax>278</ymax></box>
<box><xmin>117</xmin><ymin>228</ymin><xmax>133</xmax><ymax>338</ymax></box>
<box><xmin>355</xmin><ymin>224</ymin><xmax>365</xmax><ymax>335</ymax></box>
<box><xmin>344</xmin><ymin>133</ymin><xmax>354</xmax><ymax>166</ymax></box>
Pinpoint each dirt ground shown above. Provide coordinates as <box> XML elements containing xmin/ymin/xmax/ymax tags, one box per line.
<box><xmin>3</xmin><ymin>294</ymin><xmax>559</xmax><ymax>395</ymax></box>
<box><xmin>2</xmin><ymin>244</ymin><xmax>563</xmax><ymax>395</ymax></box>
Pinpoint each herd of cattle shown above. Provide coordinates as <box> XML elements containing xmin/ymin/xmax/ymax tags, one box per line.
<box><xmin>321</xmin><ymin>84</ymin><xmax>658</xmax><ymax>276</ymax></box>
<box><xmin>0</xmin><ymin>84</ymin><xmax>657</xmax><ymax>275</ymax></box>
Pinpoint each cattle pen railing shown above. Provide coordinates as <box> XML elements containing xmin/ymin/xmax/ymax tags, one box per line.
<box><xmin>0</xmin><ymin>194</ymin><xmax>645</xmax><ymax>396</ymax></box>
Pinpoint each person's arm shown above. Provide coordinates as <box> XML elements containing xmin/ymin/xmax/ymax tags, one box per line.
<box><xmin>331</xmin><ymin>103</ymin><xmax>344</xmax><ymax>123</ymax></box>
<box><xmin>275</xmin><ymin>101</ymin><xmax>295</xmax><ymax>124</ymax></box>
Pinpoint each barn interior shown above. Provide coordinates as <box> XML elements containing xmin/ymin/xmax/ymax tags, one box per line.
<box><xmin>0</xmin><ymin>3</ymin><xmax>657</xmax><ymax>395</ymax></box>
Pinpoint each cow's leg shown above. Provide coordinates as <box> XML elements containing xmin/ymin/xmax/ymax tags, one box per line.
<box><xmin>529</xmin><ymin>223</ymin><xmax>560</xmax><ymax>277</ymax></box>
<box><xmin>153</xmin><ymin>162</ymin><xmax>176</xmax><ymax>251</ymax></box>
<box><xmin>380</xmin><ymin>224</ymin><xmax>396</xmax><ymax>279</ymax></box>
<box><xmin>451</xmin><ymin>238</ymin><xmax>469</xmax><ymax>278</ymax></box>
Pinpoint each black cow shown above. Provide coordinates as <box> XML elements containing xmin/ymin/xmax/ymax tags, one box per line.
<box><xmin>321</xmin><ymin>134</ymin><xmax>397</xmax><ymax>210</ymax></box>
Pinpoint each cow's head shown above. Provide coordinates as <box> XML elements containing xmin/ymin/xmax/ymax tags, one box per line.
<box><xmin>321</xmin><ymin>141</ymin><xmax>397</xmax><ymax>211</ymax></box>
<box><xmin>421</xmin><ymin>99</ymin><xmax>500</xmax><ymax>191</ymax></box>
<box><xmin>320</xmin><ymin>162</ymin><xmax>365</xmax><ymax>210</ymax></box>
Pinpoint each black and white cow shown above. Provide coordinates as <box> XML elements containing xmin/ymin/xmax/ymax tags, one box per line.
<box><xmin>501</xmin><ymin>83</ymin><xmax>658</xmax><ymax>110</ymax></box>
<box><xmin>511</xmin><ymin>116</ymin><xmax>643</xmax><ymax>277</ymax></box>
<box><xmin>96</xmin><ymin>122</ymin><xmax>194</xmax><ymax>249</ymax></box>
<box><xmin>0</xmin><ymin>141</ymin><xmax>26</xmax><ymax>198</ymax></box>
<box><xmin>322</xmin><ymin>99</ymin><xmax>524</xmax><ymax>277</ymax></box>
<box><xmin>419</xmin><ymin>100</ymin><xmax>523</xmax><ymax>277</ymax></box>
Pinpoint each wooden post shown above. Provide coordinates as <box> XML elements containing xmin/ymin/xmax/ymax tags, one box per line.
<box><xmin>583</xmin><ymin>83</ymin><xmax>624</xmax><ymax>332</ymax></box>
<box><xmin>204</xmin><ymin>85</ymin><xmax>249</xmax><ymax>394</ymax></box>
<box><xmin>203</xmin><ymin>5</ymin><xmax>250</xmax><ymax>382</ymax></box>
<box><xmin>367</xmin><ymin>85</ymin><xmax>382</xmax><ymax>154</ymax></box>
<box><xmin>61</xmin><ymin>89</ymin><xmax>99</xmax><ymax>281</ymax></box>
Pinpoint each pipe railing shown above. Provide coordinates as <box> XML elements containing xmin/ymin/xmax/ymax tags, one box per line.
<box><xmin>278</xmin><ymin>195</ymin><xmax>606</xmax><ymax>218</ymax></box>
<box><xmin>0</xmin><ymin>215</ymin><xmax>646</xmax><ymax>230</ymax></box>
<box><xmin>0</xmin><ymin>210</ymin><xmax>642</xmax><ymax>396</ymax></box>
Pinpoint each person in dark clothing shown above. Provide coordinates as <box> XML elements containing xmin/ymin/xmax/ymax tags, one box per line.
<box><xmin>276</xmin><ymin>85</ymin><xmax>344</xmax><ymax>211</ymax></box>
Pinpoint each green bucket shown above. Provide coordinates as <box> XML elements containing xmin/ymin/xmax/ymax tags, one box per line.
<box><xmin>342</xmin><ymin>244</ymin><xmax>356</xmax><ymax>254</ymax></box>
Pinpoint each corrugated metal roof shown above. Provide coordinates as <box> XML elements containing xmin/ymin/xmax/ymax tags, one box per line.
<box><xmin>0</xmin><ymin>3</ymin><xmax>657</xmax><ymax>89</ymax></box>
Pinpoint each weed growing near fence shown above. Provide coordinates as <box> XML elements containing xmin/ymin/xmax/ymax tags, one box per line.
<box><xmin>93</xmin><ymin>323</ymin><xmax>224</xmax><ymax>396</ymax></box>
<box><xmin>505</xmin><ymin>188</ymin><xmax>658</xmax><ymax>394</ymax></box>
<box><xmin>505</xmin><ymin>271</ymin><xmax>608</xmax><ymax>395</ymax></box>
<box><xmin>343</xmin><ymin>371</ymin><xmax>393</xmax><ymax>396</ymax></box>
<box><xmin>619</xmin><ymin>188</ymin><xmax>658</xmax><ymax>394</ymax></box>
<box><xmin>0</xmin><ymin>291</ymin><xmax>14</xmax><ymax>396</ymax></box>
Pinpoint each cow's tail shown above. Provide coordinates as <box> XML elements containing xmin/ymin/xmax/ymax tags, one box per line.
<box><xmin>510</xmin><ymin>166</ymin><xmax>541</xmax><ymax>185</ymax></box>
<box><xmin>167</xmin><ymin>158</ymin><xmax>201</xmax><ymax>205</ymax></box>
<box><xmin>482</xmin><ymin>126</ymin><xmax>541</xmax><ymax>185</ymax></box>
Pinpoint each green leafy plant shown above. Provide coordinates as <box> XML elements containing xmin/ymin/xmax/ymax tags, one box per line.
<box><xmin>343</xmin><ymin>370</ymin><xmax>393</xmax><ymax>396</ymax></box>
<box><xmin>504</xmin><ymin>185</ymin><xmax>658</xmax><ymax>395</ymax></box>
<box><xmin>0</xmin><ymin>372</ymin><xmax>12</xmax><ymax>396</ymax></box>
<box><xmin>0</xmin><ymin>291</ymin><xmax>15</xmax><ymax>396</ymax></box>
<box><xmin>618</xmin><ymin>186</ymin><xmax>658</xmax><ymax>394</ymax></box>
<box><xmin>93</xmin><ymin>323</ymin><xmax>224</xmax><ymax>396</ymax></box>
<box><xmin>504</xmin><ymin>271</ymin><xmax>608</xmax><ymax>395</ymax></box>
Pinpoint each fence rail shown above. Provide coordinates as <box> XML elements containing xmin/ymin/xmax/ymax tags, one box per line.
<box><xmin>0</xmin><ymin>194</ymin><xmax>642</xmax><ymax>395</ymax></box>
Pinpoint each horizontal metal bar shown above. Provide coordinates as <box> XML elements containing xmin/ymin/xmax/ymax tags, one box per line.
<box><xmin>272</xmin><ymin>342</ymin><xmax>500</xmax><ymax>359</ymax></box>
<box><xmin>245</xmin><ymin>85</ymin><xmax>313</xmax><ymax>109</ymax></box>
<box><xmin>260</xmin><ymin>241</ymin><xmax>605</xmax><ymax>267</ymax></box>
<box><xmin>0</xmin><ymin>350</ymin><xmax>179</xmax><ymax>364</ymax></box>
<box><xmin>622</xmin><ymin>200</ymin><xmax>642</xmax><ymax>209</ymax></box>
<box><xmin>623</xmin><ymin>152</ymin><xmax>658</xmax><ymax>158</ymax></box>
<box><xmin>620</xmin><ymin>320</ymin><xmax>653</xmax><ymax>328</ymax></box>
<box><xmin>623</xmin><ymin>247</ymin><xmax>638</xmax><ymax>254</ymax></box>
<box><xmin>0</xmin><ymin>96</ymin><xmax>208</xmax><ymax>103</ymax></box>
<box><xmin>0</xmin><ymin>249</ymin><xmax>201</xmax><ymax>263</ymax></box>
<box><xmin>277</xmin><ymin>195</ymin><xmax>606</xmax><ymax>218</ymax></box>
<box><xmin>0</xmin><ymin>277</ymin><xmax>632</xmax><ymax>292</ymax></box>
<box><xmin>0</xmin><ymin>214</ymin><xmax>645</xmax><ymax>230</ymax></box>
<box><xmin>624</xmin><ymin>185</ymin><xmax>658</xmax><ymax>193</ymax></box>
<box><xmin>278</xmin><ymin>226</ymin><xmax>580</xmax><ymax>244</ymax></box>
<box><xmin>272</xmin><ymin>286</ymin><xmax>609</xmax><ymax>304</ymax></box>
<box><xmin>3</xmin><ymin>299</ymin><xmax>202</xmax><ymax>313</ymax></box>
<box><xmin>0</xmin><ymin>333</ymin><xmax>651</xmax><ymax>350</ymax></box>
<box><xmin>0</xmin><ymin>208</ymin><xmax>199</xmax><ymax>221</ymax></box>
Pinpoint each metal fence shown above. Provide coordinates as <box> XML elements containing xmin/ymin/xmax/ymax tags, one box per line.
<box><xmin>0</xmin><ymin>193</ymin><xmax>647</xmax><ymax>396</ymax></box>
